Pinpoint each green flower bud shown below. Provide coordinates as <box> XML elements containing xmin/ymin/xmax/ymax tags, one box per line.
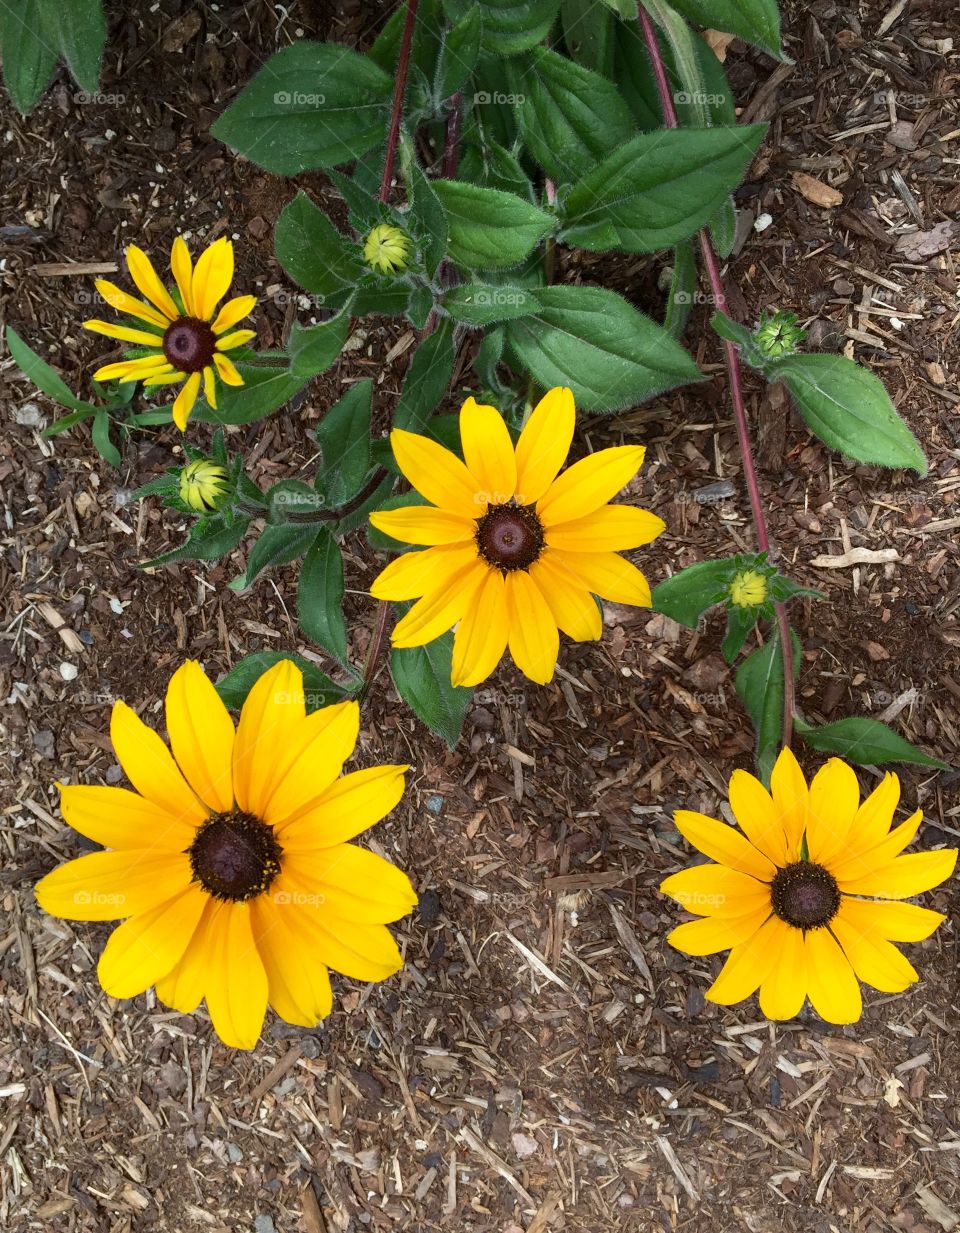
<box><xmin>729</xmin><ymin>569</ymin><xmax>769</xmax><ymax>608</ymax></box>
<box><xmin>753</xmin><ymin>310</ymin><xmax>806</xmax><ymax>359</ymax></box>
<box><xmin>179</xmin><ymin>459</ymin><xmax>231</xmax><ymax>512</ymax></box>
<box><xmin>363</xmin><ymin>224</ymin><xmax>412</xmax><ymax>275</ymax></box>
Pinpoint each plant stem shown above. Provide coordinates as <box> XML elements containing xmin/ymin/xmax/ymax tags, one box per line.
<box><xmin>380</xmin><ymin>0</ymin><xmax>420</xmax><ymax>204</ymax></box>
<box><xmin>443</xmin><ymin>91</ymin><xmax>463</xmax><ymax>178</ymax></box>
<box><xmin>638</xmin><ymin>9</ymin><xmax>795</xmax><ymax>750</ymax></box>
<box><xmin>360</xmin><ymin>594</ymin><xmax>391</xmax><ymax>701</ymax></box>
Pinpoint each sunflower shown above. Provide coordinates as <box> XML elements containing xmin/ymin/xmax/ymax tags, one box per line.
<box><xmin>369</xmin><ymin>387</ymin><xmax>664</xmax><ymax>687</ymax></box>
<box><xmin>84</xmin><ymin>236</ymin><xmax>256</xmax><ymax>430</ymax></box>
<box><xmin>35</xmin><ymin>660</ymin><xmax>416</xmax><ymax>1049</ymax></box>
<box><xmin>661</xmin><ymin>747</ymin><xmax>956</xmax><ymax>1024</ymax></box>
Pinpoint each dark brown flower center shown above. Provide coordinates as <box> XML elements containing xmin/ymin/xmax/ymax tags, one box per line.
<box><xmin>162</xmin><ymin>317</ymin><xmax>216</xmax><ymax>372</ymax></box>
<box><xmin>770</xmin><ymin>861</ymin><xmax>840</xmax><ymax>930</ymax></box>
<box><xmin>475</xmin><ymin>502</ymin><xmax>545</xmax><ymax>572</ymax></box>
<box><xmin>188</xmin><ymin>811</ymin><xmax>282</xmax><ymax>902</ymax></box>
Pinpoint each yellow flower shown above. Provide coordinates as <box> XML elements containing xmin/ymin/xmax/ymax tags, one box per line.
<box><xmin>363</xmin><ymin>223</ymin><xmax>411</xmax><ymax>275</ymax></box>
<box><xmin>369</xmin><ymin>387</ymin><xmax>665</xmax><ymax>687</ymax></box>
<box><xmin>179</xmin><ymin>459</ymin><xmax>230</xmax><ymax>512</ymax></box>
<box><xmin>661</xmin><ymin>747</ymin><xmax>956</xmax><ymax>1024</ymax></box>
<box><xmin>84</xmin><ymin>237</ymin><xmax>256</xmax><ymax>431</ymax></box>
<box><xmin>729</xmin><ymin>568</ymin><xmax>768</xmax><ymax>607</ymax></box>
<box><xmin>35</xmin><ymin>660</ymin><xmax>415</xmax><ymax>1049</ymax></box>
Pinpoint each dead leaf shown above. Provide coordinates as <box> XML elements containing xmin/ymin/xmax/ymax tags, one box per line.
<box><xmin>704</xmin><ymin>29</ymin><xmax>735</xmax><ymax>60</ymax></box>
<box><xmin>895</xmin><ymin>221</ymin><xmax>958</xmax><ymax>260</ymax></box>
<box><xmin>791</xmin><ymin>172</ymin><xmax>843</xmax><ymax>208</ymax></box>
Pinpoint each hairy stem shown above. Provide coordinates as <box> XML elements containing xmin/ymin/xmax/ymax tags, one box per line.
<box><xmin>380</xmin><ymin>0</ymin><xmax>420</xmax><ymax>204</ymax></box>
<box><xmin>443</xmin><ymin>91</ymin><xmax>463</xmax><ymax>178</ymax></box>
<box><xmin>638</xmin><ymin>8</ymin><xmax>795</xmax><ymax>750</ymax></box>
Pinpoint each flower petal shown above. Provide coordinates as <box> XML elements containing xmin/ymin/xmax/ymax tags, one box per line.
<box><xmin>369</xmin><ymin>505</ymin><xmax>475</xmax><ymax>547</ymax></box>
<box><xmin>84</xmin><ymin>318</ymin><xmax>166</xmax><ymax>347</ymax></box>
<box><xmin>58</xmin><ymin>783</ymin><xmax>198</xmax><ymax>851</ymax></box>
<box><xmin>284</xmin><ymin>896</ymin><xmax>404</xmax><ymax>982</ymax></box>
<box><xmin>660</xmin><ymin>864</ymin><xmax>770</xmax><ymax>918</ymax></box>
<box><xmin>727</xmin><ymin>769</ymin><xmax>789</xmax><ymax>866</ymax></box>
<box><xmin>805</xmin><ymin>757</ymin><xmax>862</xmax><ymax>865</ymax></box>
<box><xmin>97</xmin><ymin>883</ymin><xmax>207</xmax><ymax>999</ymax></box>
<box><xmin>93</xmin><ymin>355</ymin><xmax>172</xmax><ymax>382</ymax></box>
<box><xmin>835</xmin><ymin>897</ymin><xmax>945</xmax><ymax>943</ymax></box>
<box><xmin>125</xmin><ymin>244</ymin><xmax>180</xmax><ymax>320</ymax></box>
<box><xmin>505</xmin><ymin>569</ymin><xmax>559</xmax><ymax>685</ymax></box>
<box><xmin>215</xmin><ymin>328</ymin><xmax>256</xmax><ymax>351</ymax></box>
<box><xmin>212</xmin><ymin>351</ymin><xmax>244</xmax><ymax>385</ymax></box>
<box><xmin>674</xmin><ymin>810</ymin><xmax>777</xmax><ymax>881</ymax></box>
<box><xmin>143</xmin><ymin>370</ymin><xmax>186</xmax><ymax>387</ymax></box>
<box><xmin>545</xmin><ymin>505</ymin><xmax>665</xmax><ymax>552</ymax></box>
<box><xmin>155</xmin><ymin>898</ymin><xmax>217</xmax><ymax>1013</ymax></box>
<box><xmin>459</xmin><ymin>396</ymin><xmax>517</xmax><ymax>500</ymax></box>
<box><xmin>165</xmin><ymin>661</ymin><xmax>236</xmax><ymax>813</ymax></box>
<box><xmin>836</xmin><ymin>848</ymin><xmax>957</xmax><ymax>899</ymax></box>
<box><xmin>390</xmin><ymin>562</ymin><xmax>486</xmax><ymax>647</ymax></box>
<box><xmin>666</xmin><ymin>907</ymin><xmax>768</xmax><ymax>956</ymax></box>
<box><xmin>758</xmin><ymin>923</ymin><xmax>807</xmax><ymax>1019</ymax></box>
<box><xmin>829</xmin><ymin>809</ymin><xmax>922</xmax><ymax>883</ymax></box>
<box><xmin>553</xmin><ymin>550</ymin><xmax>652</xmax><ymax>607</ymax></box>
<box><xmin>452</xmin><ymin>567</ymin><xmax>509</xmax><ymax>687</ymax></box>
<box><xmin>276</xmin><ymin>765</ymin><xmax>407</xmax><ymax>848</ymax></box>
<box><xmin>110</xmin><ymin>700</ymin><xmax>208</xmax><ymax>825</ymax></box>
<box><xmin>390</xmin><ymin>428</ymin><xmax>487</xmax><ymax>519</ymax></box>
<box><xmin>514</xmin><ymin>387</ymin><xmax>575</xmax><ymax>503</ymax></box>
<box><xmin>191</xmin><ymin>237</ymin><xmax>234</xmax><ymax>321</ymax></box>
<box><xmin>212</xmin><ymin>294</ymin><xmax>257</xmax><ymax>334</ymax></box>
<box><xmin>848</xmin><ymin>773</ymin><xmax>900</xmax><ymax>854</ymax></box>
<box><xmin>232</xmin><ymin>660</ymin><xmax>305</xmax><ymax>818</ymax></box>
<box><xmin>706</xmin><ymin>915</ymin><xmax>785</xmax><ymax>1005</ymax></box>
<box><xmin>769</xmin><ymin>746</ymin><xmax>808</xmax><ymax>859</ymax></box>
<box><xmin>538</xmin><ymin>444</ymin><xmax>645</xmax><ymax>526</ymax></box>
<box><xmin>250</xmin><ymin>894</ymin><xmax>333</xmax><ymax>1027</ymax></box>
<box><xmin>94</xmin><ymin>279</ymin><xmax>169</xmax><ymax>328</ymax></box>
<box><xmin>203</xmin><ymin>901</ymin><xmax>269</xmax><ymax>1049</ymax></box>
<box><xmin>370</xmin><ymin>544</ymin><xmax>479</xmax><ymax>601</ymax></box>
<box><xmin>831</xmin><ymin>901</ymin><xmax>921</xmax><ymax>993</ymax></box>
<box><xmin>803</xmin><ymin>927</ymin><xmax>862</xmax><ymax>1024</ymax></box>
<box><xmin>35</xmin><ymin>850</ymin><xmax>192</xmax><ymax>921</ymax></box>
<box><xmin>281</xmin><ymin>844</ymin><xmax>418</xmax><ymax>923</ymax></box>
<box><xmin>172</xmin><ymin>371</ymin><xmax>202</xmax><ymax>430</ymax></box>
<box><xmin>170</xmin><ymin>237</ymin><xmax>194</xmax><ymax>315</ymax></box>
<box><xmin>528</xmin><ymin>552</ymin><xmax>602</xmax><ymax>641</ymax></box>
<box><xmin>203</xmin><ymin>365</ymin><xmax>218</xmax><ymax>410</ymax></box>
<box><xmin>260</xmin><ymin>701</ymin><xmax>361</xmax><ymax>827</ymax></box>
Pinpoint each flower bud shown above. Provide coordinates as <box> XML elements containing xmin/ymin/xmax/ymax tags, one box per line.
<box><xmin>729</xmin><ymin>569</ymin><xmax>769</xmax><ymax>608</ymax></box>
<box><xmin>363</xmin><ymin>224</ymin><xmax>412</xmax><ymax>275</ymax></box>
<box><xmin>179</xmin><ymin>459</ymin><xmax>231</xmax><ymax>512</ymax></box>
<box><xmin>753</xmin><ymin>310</ymin><xmax>806</xmax><ymax>359</ymax></box>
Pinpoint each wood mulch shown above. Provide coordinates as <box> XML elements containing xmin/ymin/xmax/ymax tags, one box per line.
<box><xmin>1</xmin><ymin>1</ymin><xmax>959</xmax><ymax>1230</ymax></box>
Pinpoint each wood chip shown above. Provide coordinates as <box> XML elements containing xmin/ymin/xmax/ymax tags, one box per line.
<box><xmin>810</xmin><ymin>547</ymin><xmax>900</xmax><ymax>568</ymax></box>
<box><xmin>791</xmin><ymin>172</ymin><xmax>843</xmax><ymax>207</ymax></box>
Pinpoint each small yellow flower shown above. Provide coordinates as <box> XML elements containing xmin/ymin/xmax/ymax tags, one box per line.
<box><xmin>35</xmin><ymin>660</ymin><xmax>416</xmax><ymax>1049</ymax></box>
<box><xmin>363</xmin><ymin>224</ymin><xmax>412</xmax><ymax>275</ymax></box>
<box><xmin>729</xmin><ymin>569</ymin><xmax>768</xmax><ymax>607</ymax></box>
<box><xmin>84</xmin><ymin>237</ymin><xmax>257</xmax><ymax>431</ymax></box>
<box><xmin>369</xmin><ymin>388</ymin><xmax>665</xmax><ymax>687</ymax></box>
<box><xmin>661</xmin><ymin>747</ymin><xmax>956</xmax><ymax>1024</ymax></box>
<box><xmin>179</xmin><ymin>459</ymin><xmax>230</xmax><ymax>512</ymax></box>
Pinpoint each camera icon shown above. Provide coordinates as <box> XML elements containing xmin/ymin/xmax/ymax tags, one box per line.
<box><xmin>473</xmin><ymin>91</ymin><xmax>491</xmax><ymax>104</ymax></box>
<box><xmin>274</xmin><ymin>91</ymin><xmax>291</xmax><ymax>105</ymax></box>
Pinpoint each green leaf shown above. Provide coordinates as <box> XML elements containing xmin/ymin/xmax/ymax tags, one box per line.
<box><xmin>0</xmin><ymin>0</ymin><xmax>58</xmax><ymax>114</ymax></box>
<box><xmin>216</xmin><ymin>652</ymin><xmax>348</xmax><ymax>714</ymax></box>
<box><xmin>288</xmin><ymin>312</ymin><xmax>351</xmax><ymax>380</ymax></box>
<box><xmin>794</xmin><ymin>716</ymin><xmax>949</xmax><ymax>770</ymax></box>
<box><xmin>458</xmin><ymin>138</ymin><xmax>533</xmax><ymax>197</ymax></box>
<box><xmin>722</xmin><ymin>605</ymin><xmax>758</xmax><ymax>664</ymax></box>
<box><xmin>57</xmin><ymin>0</ymin><xmax>106</xmax><ymax>94</ymax></box>
<box><xmin>476</xmin><ymin>326</ymin><xmax>506</xmax><ymax>389</ymax></box>
<box><xmin>769</xmin><ymin>575</ymin><xmax>823</xmax><ymax>604</ymax></box>
<box><xmin>436</xmin><ymin>3</ymin><xmax>483</xmax><ymax>99</ymax></box>
<box><xmin>391</xmin><ymin>633</ymin><xmax>473</xmax><ymax>747</ymax></box>
<box><xmin>709</xmin><ymin>198</ymin><xmax>737</xmax><ymax>259</ymax></box>
<box><xmin>366</xmin><ymin>491</ymin><xmax>427</xmax><ymax>551</ymax></box>
<box><xmin>735</xmin><ymin>633</ymin><xmax>785</xmax><ymax>786</ymax></box>
<box><xmin>265</xmin><ymin>479</ymin><xmax>329</xmax><ymax>524</ymax></box>
<box><xmin>7</xmin><ymin>326</ymin><xmax>97</xmax><ymax>413</ymax></box>
<box><xmin>769</xmin><ymin>353</ymin><xmax>928</xmax><ymax>476</ymax></box>
<box><xmin>518</xmin><ymin>47</ymin><xmax>636</xmax><ymax>184</ymax></box>
<box><xmin>315</xmin><ymin>380</ymin><xmax>373</xmax><ymax>506</ymax></box>
<box><xmin>710</xmin><ymin>310</ymin><xmax>754</xmax><ymax>348</ymax></box>
<box><xmin>433</xmin><ymin>180</ymin><xmax>555</xmax><ymax>269</ymax></box>
<box><xmin>143</xmin><ymin>516</ymin><xmax>250</xmax><ymax>568</ymax></box>
<box><xmin>394</xmin><ymin>320</ymin><xmax>454</xmax><ymax>431</ymax></box>
<box><xmin>443</xmin><ymin>283</ymin><xmax>536</xmax><ymax>326</ymax></box>
<box><xmin>504</xmin><ymin>285</ymin><xmax>703</xmax><ymax>412</ymax></box>
<box><xmin>210</xmin><ymin>43</ymin><xmax>394</xmax><ymax>175</ymax></box>
<box><xmin>652</xmin><ymin>559</ymin><xmax>736</xmax><ymax>627</ymax></box>
<box><xmin>661</xmin><ymin>0</ymin><xmax>783</xmax><ymax>59</ymax></box>
<box><xmin>561</xmin><ymin>0</ymin><xmax>615</xmax><ymax>74</ymax></box>
<box><xmin>274</xmin><ymin>191</ymin><xmax>362</xmax><ymax>302</ymax></box>
<box><xmin>200</xmin><ymin>360</ymin><xmax>311</xmax><ymax>426</ymax></box>
<box><xmin>663</xmin><ymin>240</ymin><xmax>697</xmax><ymax>339</ymax></box>
<box><xmin>91</xmin><ymin>409</ymin><xmax>121</xmax><ymax>467</ymax></box>
<box><xmin>402</xmin><ymin>144</ymin><xmax>448</xmax><ymax>278</ymax></box>
<box><xmin>298</xmin><ymin>528</ymin><xmax>350</xmax><ymax>666</ymax></box>
<box><xmin>461</xmin><ymin>0</ymin><xmax>562</xmax><ymax>54</ymax></box>
<box><xmin>406</xmin><ymin>285</ymin><xmax>435</xmax><ymax>331</ymax></box>
<box><xmin>43</xmin><ymin>407</ymin><xmax>98</xmax><ymax>436</ymax></box>
<box><xmin>238</xmin><ymin>524</ymin><xmax>318</xmax><ymax>588</ymax></box>
<box><xmin>560</xmin><ymin>125</ymin><xmax>767</xmax><ymax>253</ymax></box>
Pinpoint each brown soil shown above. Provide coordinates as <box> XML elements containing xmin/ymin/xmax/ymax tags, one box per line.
<box><xmin>2</xmin><ymin>2</ymin><xmax>959</xmax><ymax>1231</ymax></box>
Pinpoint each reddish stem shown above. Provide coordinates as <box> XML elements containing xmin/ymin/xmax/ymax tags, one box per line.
<box><xmin>638</xmin><ymin>8</ymin><xmax>795</xmax><ymax>749</ymax></box>
<box><xmin>379</xmin><ymin>0</ymin><xmax>420</xmax><ymax>204</ymax></box>
<box><xmin>442</xmin><ymin>92</ymin><xmax>463</xmax><ymax>179</ymax></box>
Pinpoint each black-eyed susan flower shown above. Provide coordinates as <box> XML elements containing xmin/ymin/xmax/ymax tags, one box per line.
<box><xmin>179</xmin><ymin>458</ymin><xmax>231</xmax><ymax>512</ymax></box>
<box><xmin>363</xmin><ymin>224</ymin><xmax>412</xmax><ymax>275</ymax></box>
<box><xmin>661</xmin><ymin>747</ymin><xmax>956</xmax><ymax>1024</ymax></box>
<box><xmin>35</xmin><ymin>660</ymin><xmax>416</xmax><ymax>1049</ymax></box>
<box><xmin>84</xmin><ymin>237</ymin><xmax>256</xmax><ymax>430</ymax></box>
<box><xmin>369</xmin><ymin>387</ymin><xmax>664</xmax><ymax>687</ymax></box>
